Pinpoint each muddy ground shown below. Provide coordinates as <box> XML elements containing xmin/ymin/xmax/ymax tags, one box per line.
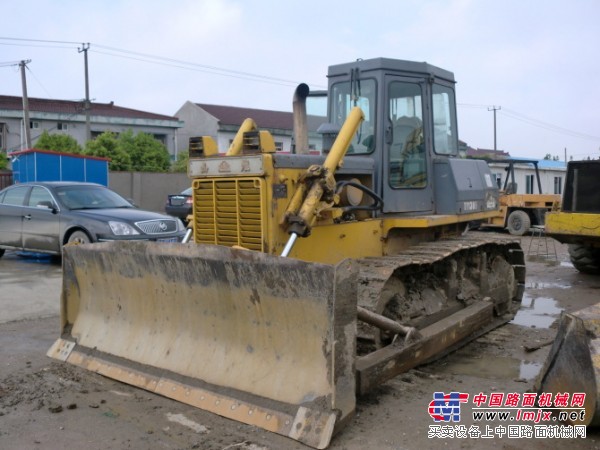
<box><xmin>1</xmin><ymin>234</ymin><xmax>600</xmax><ymax>450</ymax></box>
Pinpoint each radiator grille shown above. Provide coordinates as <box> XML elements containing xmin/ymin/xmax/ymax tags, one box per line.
<box><xmin>193</xmin><ymin>178</ymin><xmax>264</xmax><ymax>251</ymax></box>
<box><xmin>135</xmin><ymin>219</ymin><xmax>179</xmax><ymax>234</ymax></box>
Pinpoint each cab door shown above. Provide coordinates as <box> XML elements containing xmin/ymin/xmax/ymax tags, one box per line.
<box><xmin>382</xmin><ymin>76</ymin><xmax>433</xmax><ymax>214</ymax></box>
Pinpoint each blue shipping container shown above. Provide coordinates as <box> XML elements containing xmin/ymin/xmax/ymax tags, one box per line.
<box><xmin>9</xmin><ymin>149</ymin><xmax>109</xmax><ymax>186</ymax></box>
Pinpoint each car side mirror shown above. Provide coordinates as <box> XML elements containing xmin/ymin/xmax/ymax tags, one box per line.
<box><xmin>37</xmin><ymin>200</ymin><xmax>58</xmax><ymax>213</ymax></box>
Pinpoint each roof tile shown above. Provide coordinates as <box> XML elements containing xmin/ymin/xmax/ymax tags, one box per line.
<box><xmin>0</xmin><ymin>95</ymin><xmax>177</xmax><ymax>121</ymax></box>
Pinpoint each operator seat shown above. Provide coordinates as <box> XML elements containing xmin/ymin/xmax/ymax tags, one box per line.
<box><xmin>390</xmin><ymin>116</ymin><xmax>424</xmax><ymax>186</ymax></box>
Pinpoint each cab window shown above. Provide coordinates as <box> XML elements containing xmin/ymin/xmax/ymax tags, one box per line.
<box><xmin>432</xmin><ymin>84</ymin><xmax>458</xmax><ymax>155</ymax></box>
<box><xmin>388</xmin><ymin>81</ymin><xmax>426</xmax><ymax>188</ymax></box>
<box><xmin>330</xmin><ymin>78</ymin><xmax>376</xmax><ymax>154</ymax></box>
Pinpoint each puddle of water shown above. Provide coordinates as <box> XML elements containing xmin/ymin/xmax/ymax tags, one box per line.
<box><xmin>527</xmin><ymin>255</ymin><xmax>560</xmax><ymax>266</ymax></box>
<box><xmin>511</xmin><ymin>294</ymin><xmax>563</xmax><ymax>328</ymax></box>
<box><xmin>0</xmin><ymin>251</ymin><xmax>62</xmax><ymax>284</ymax></box>
<box><xmin>436</xmin><ymin>355</ymin><xmax>542</xmax><ymax>381</ymax></box>
<box><xmin>525</xmin><ymin>281</ymin><xmax>570</xmax><ymax>290</ymax></box>
<box><xmin>520</xmin><ymin>361</ymin><xmax>543</xmax><ymax>380</ymax></box>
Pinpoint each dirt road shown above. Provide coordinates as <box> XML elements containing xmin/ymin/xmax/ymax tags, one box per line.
<box><xmin>1</xmin><ymin>235</ymin><xmax>599</xmax><ymax>450</ymax></box>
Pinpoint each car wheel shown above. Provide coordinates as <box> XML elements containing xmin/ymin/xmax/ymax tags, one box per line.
<box><xmin>0</xmin><ymin>249</ymin><xmax>4</xmax><ymax>258</ymax></box>
<box><xmin>67</xmin><ymin>230</ymin><xmax>91</xmax><ymax>245</ymax></box>
<box><xmin>506</xmin><ymin>210</ymin><xmax>531</xmax><ymax>236</ymax></box>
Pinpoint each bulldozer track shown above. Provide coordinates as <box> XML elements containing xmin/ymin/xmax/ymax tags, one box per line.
<box><xmin>355</xmin><ymin>232</ymin><xmax>526</xmax><ymax>351</ymax></box>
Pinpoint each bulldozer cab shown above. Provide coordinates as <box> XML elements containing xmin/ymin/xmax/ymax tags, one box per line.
<box><xmin>324</xmin><ymin>58</ymin><xmax>460</xmax><ymax>214</ymax></box>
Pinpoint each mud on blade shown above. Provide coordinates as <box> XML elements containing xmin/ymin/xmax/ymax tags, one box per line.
<box><xmin>48</xmin><ymin>241</ymin><xmax>357</xmax><ymax>449</ymax></box>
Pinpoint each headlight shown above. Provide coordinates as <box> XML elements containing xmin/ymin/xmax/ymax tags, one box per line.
<box><xmin>109</xmin><ymin>221</ymin><xmax>140</xmax><ymax>236</ymax></box>
<box><xmin>176</xmin><ymin>218</ymin><xmax>185</xmax><ymax>231</ymax></box>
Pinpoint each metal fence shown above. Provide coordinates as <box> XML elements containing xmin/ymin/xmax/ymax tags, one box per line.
<box><xmin>0</xmin><ymin>172</ymin><xmax>12</xmax><ymax>190</ymax></box>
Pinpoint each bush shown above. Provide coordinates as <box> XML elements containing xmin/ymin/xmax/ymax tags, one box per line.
<box><xmin>84</xmin><ymin>130</ymin><xmax>171</xmax><ymax>172</ymax></box>
<box><xmin>34</xmin><ymin>130</ymin><xmax>82</xmax><ymax>154</ymax></box>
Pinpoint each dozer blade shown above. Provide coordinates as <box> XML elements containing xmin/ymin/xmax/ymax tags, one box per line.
<box><xmin>535</xmin><ymin>303</ymin><xmax>600</xmax><ymax>426</ymax></box>
<box><xmin>47</xmin><ymin>241</ymin><xmax>357</xmax><ymax>449</ymax></box>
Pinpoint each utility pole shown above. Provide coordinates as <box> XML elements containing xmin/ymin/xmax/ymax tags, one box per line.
<box><xmin>78</xmin><ymin>43</ymin><xmax>91</xmax><ymax>142</ymax></box>
<box><xmin>488</xmin><ymin>105</ymin><xmax>501</xmax><ymax>151</ymax></box>
<box><xmin>19</xmin><ymin>60</ymin><xmax>32</xmax><ymax>149</ymax></box>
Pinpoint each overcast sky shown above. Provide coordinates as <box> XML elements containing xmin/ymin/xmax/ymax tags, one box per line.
<box><xmin>2</xmin><ymin>0</ymin><xmax>599</xmax><ymax>160</ymax></box>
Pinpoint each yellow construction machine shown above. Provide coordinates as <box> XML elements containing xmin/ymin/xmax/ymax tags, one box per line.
<box><xmin>48</xmin><ymin>58</ymin><xmax>525</xmax><ymax>448</ymax></box>
<box><xmin>479</xmin><ymin>159</ymin><xmax>561</xmax><ymax>236</ymax></box>
<box><xmin>536</xmin><ymin>160</ymin><xmax>600</xmax><ymax>426</ymax></box>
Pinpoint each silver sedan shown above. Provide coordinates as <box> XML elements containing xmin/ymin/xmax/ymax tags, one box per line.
<box><xmin>0</xmin><ymin>181</ymin><xmax>186</xmax><ymax>258</ymax></box>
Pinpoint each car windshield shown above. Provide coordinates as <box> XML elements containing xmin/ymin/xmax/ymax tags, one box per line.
<box><xmin>55</xmin><ymin>185</ymin><xmax>133</xmax><ymax>210</ymax></box>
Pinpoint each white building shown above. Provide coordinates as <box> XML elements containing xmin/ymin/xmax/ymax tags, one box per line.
<box><xmin>488</xmin><ymin>159</ymin><xmax>566</xmax><ymax>195</ymax></box>
<box><xmin>0</xmin><ymin>95</ymin><xmax>183</xmax><ymax>159</ymax></box>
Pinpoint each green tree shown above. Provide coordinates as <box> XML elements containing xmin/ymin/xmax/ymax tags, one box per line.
<box><xmin>171</xmin><ymin>150</ymin><xmax>188</xmax><ymax>173</ymax></box>
<box><xmin>84</xmin><ymin>131</ymin><xmax>132</xmax><ymax>171</ymax></box>
<box><xmin>543</xmin><ymin>153</ymin><xmax>560</xmax><ymax>161</ymax></box>
<box><xmin>34</xmin><ymin>130</ymin><xmax>82</xmax><ymax>154</ymax></box>
<box><xmin>129</xmin><ymin>131</ymin><xmax>171</xmax><ymax>172</ymax></box>
<box><xmin>84</xmin><ymin>130</ymin><xmax>171</xmax><ymax>172</ymax></box>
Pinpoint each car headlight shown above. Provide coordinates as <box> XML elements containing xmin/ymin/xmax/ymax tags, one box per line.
<box><xmin>109</xmin><ymin>221</ymin><xmax>140</xmax><ymax>236</ymax></box>
<box><xmin>176</xmin><ymin>218</ymin><xmax>185</xmax><ymax>231</ymax></box>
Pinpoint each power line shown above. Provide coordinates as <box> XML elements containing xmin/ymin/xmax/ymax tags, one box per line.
<box><xmin>0</xmin><ymin>41</ymin><xmax>77</xmax><ymax>50</ymax></box>
<box><xmin>499</xmin><ymin>107</ymin><xmax>600</xmax><ymax>141</ymax></box>
<box><xmin>459</xmin><ymin>103</ymin><xmax>600</xmax><ymax>143</ymax></box>
<box><xmin>457</xmin><ymin>103</ymin><xmax>488</xmax><ymax>109</ymax></box>
<box><xmin>93</xmin><ymin>44</ymin><xmax>310</xmax><ymax>86</ymax></box>
<box><xmin>0</xmin><ymin>36</ymin><xmax>325</xmax><ymax>89</ymax></box>
<box><xmin>90</xmin><ymin>49</ymin><xmax>304</xmax><ymax>88</ymax></box>
<box><xmin>25</xmin><ymin>65</ymin><xmax>54</xmax><ymax>99</ymax></box>
<box><xmin>0</xmin><ymin>36</ymin><xmax>81</xmax><ymax>45</ymax></box>
<box><xmin>0</xmin><ymin>60</ymin><xmax>22</xmax><ymax>67</ymax></box>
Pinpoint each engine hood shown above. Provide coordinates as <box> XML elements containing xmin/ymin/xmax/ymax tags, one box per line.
<box><xmin>73</xmin><ymin>208</ymin><xmax>175</xmax><ymax>223</ymax></box>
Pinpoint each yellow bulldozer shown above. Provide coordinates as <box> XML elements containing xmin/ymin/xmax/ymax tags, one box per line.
<box><xmin>48</xmin><ymin>58</ymin><xmax>525</xmax><ymax>448</ymax></box>
<box><xmin>536</xmin><ymin>160</ymin><xmax>600</xmax><ymax>426</ymax></box>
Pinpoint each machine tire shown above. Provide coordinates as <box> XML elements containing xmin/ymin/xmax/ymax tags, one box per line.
<box><xmin>568</xmin><ymin>244</ymin><xmax>600</xmax><ymax>274</ymax></box>
<box><xmin>66</xmin><ymin>230</ymin><xmax>92</xmax><ymax>246</ymax></box>
<box><xmin>507</xmin><ymin>210</ymin><xmax>531</xmax><ymax>236</ymax></box>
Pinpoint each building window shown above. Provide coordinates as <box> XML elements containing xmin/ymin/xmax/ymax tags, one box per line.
<box><xmin>525</xmin><ymin>174</ymin><xmax>534</xmax><ymax>194</ymax></box>
<box><xmin>554</xmin><ymin>176</ymin><xmax>562</xmax><ymax>195</ymax></box>
<box><xmin>57</xmin><ymin>122</ymin><xmax>68</xmax><ymax>131</ymax></box>
<box><xmin>275</xmin><ymin>142</ymin><xmax>284</xmax><ymax>152</ymax></box>
<box><xmin>30</xmin><ymin>121</ymin><xmax>40</xmax><ymax>129</ymax></box>
<box><xmin>152</xmin><ymin>134</ymin><xmax>166</xmax><ymax>145</ymax></box>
